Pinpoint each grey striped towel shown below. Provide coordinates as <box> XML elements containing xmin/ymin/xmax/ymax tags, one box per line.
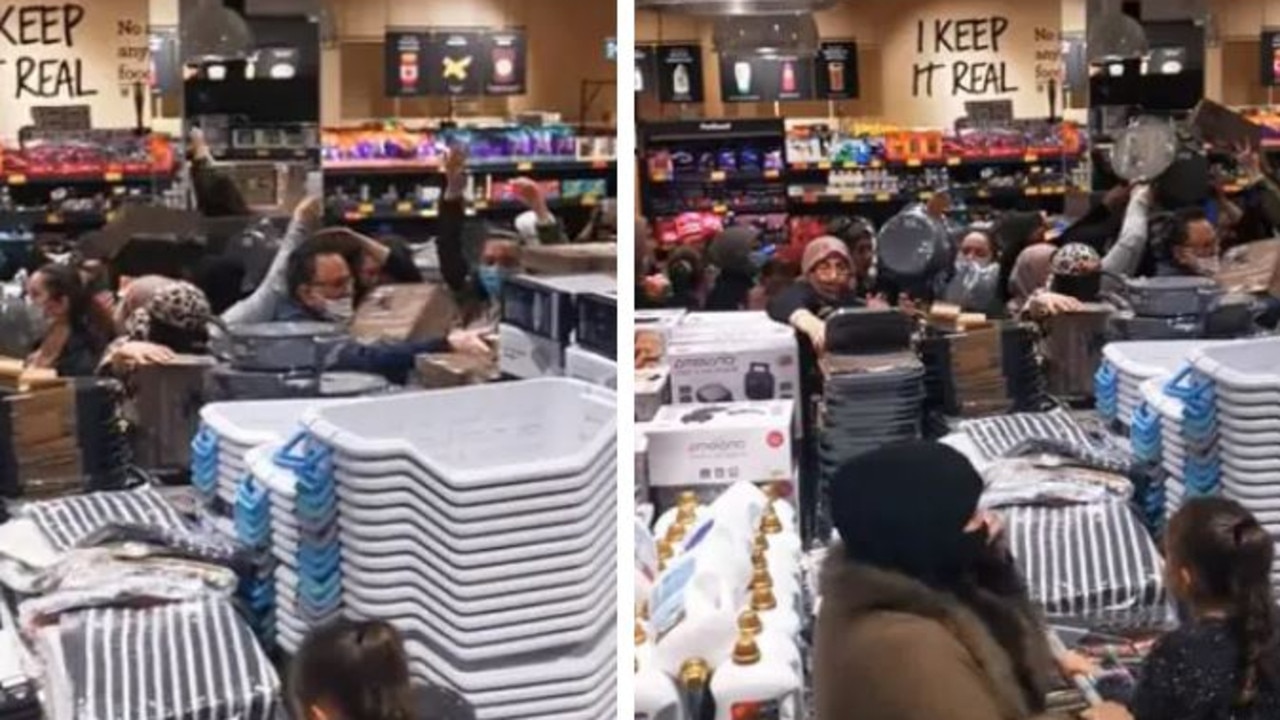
<box><xmin>20</xmin><ymin>487</ymin><xmax>189</xmax><ymax>552</ymax></box>
<box><xmin>962</xmin><ymin>409</ymin><xmax>1092</xmax><ymax>459</ymax></box>
<box><xmin>1005</xmin><ymin>501</ymin><xmax>1171</xmax><ymax>631</ymax></box>
<box><xmin>52</xmin><ymin>599</ymin><xmax>279</xmax><ymax>720</ymax></box>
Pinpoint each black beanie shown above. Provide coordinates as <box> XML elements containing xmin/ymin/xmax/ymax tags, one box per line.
<box><xmin>831</xmin><ymin>441</ymin><xmax>986</xmax><ymax>588</ymax></box>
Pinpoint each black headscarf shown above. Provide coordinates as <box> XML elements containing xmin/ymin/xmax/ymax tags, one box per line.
<box><xmin>831</xmin><ymin>442</ymin><xmax>986</xmax><ymax>589</ymax></box>
<box><xmin>995</xmin><ymin>212</ymin><xmax>1046</xmax><ymax>305</ymax></box>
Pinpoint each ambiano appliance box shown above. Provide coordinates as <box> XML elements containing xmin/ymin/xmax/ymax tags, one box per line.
<box><xmin>635</xmin><ymin>309</ymin><xmax>686</xmax><ymax>368</ymax></box>
<box><xmin>666</xmin><ymin>333</ymin><xmax>799</xmax><ymax>404</ymax></box>
<box><xmin>645</xmin><ymin>400</ymin><xmax>794</xmax><ymax>491</ymax></box>
<box><xmin>635</xmin><ymin>367</ymin><xmax>671</xmax><ymax>422</ymax></box>
<box><xmin>498</xmin><ymin>323</ymin><xmax>564</xmax><ymax>379</ymax></box>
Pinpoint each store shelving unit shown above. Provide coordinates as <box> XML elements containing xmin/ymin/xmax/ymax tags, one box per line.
<box><xmin>640</xmin><ymin>118</ymin><xmax>789</xmax><ymax>218</ymax></box>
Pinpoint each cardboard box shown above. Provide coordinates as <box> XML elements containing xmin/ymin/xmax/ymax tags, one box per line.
<box><xmin>131</xmin><ymin>356</ymin><xmax>215</xmax><ymax>470</ymax></box>
<box><xmin>644</xmin><ymin>400</ymin><xmax>795</xmax><ymax>490</ymax></box>
<box><xmin>414</xmin><ymin>353</ymin><xmax>499</xmax><ymax>389</ymax></box>
<box><xmin>1216</xmin><ymin>239</ymin><xmax>1280</xmax><ymax>297</ymax></box>
<box><xmin>498</xmin><ymin>322</ymin><xmax>565</xmax><ymax>379</ymax></box>
<box><xmin>565</xmin><ymin>344</ymin><xmax>617</xmax><ymax>390</ymax></box>
<box><xmin>521</xmin><ymin>243</ymin><xmax>617</xmax><ymax>276</ymax></box>
<box><xmin>666</xmin><ymin>334</ymin><xmax>800</xmax><ymax>405</ymax></box>
<box><xmin>678</xmin><ymin>311</ymin><xmax>780</xmax><ymax>327</ymax></box>
<box><xmin>635</xmin><ymin>367</ymin><xmax>671</xmax><ymax>422</ymax></box>
<box><xmin>635</xmin><ymin>309</ymin><xmax>685</xmax><ymax>369</ymax></box>
<box><xmin>352</xmin><ymin>283</ymin><xmax>458</xmax><ymax>343</ymax></box>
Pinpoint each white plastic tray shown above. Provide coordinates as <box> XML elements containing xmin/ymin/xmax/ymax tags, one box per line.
<box><xmin>331</xmin><ymin>457</ymin><xmax>616</xmax><ymax>520</ymax></box>
<box><xmin>1190</xmin><ymin>338</ymin><xmax>1280</xmax><ymax>392</ymax></box>
<box><xmin>201</xmin><ymin>398</ymin><xmax>353</xmax><ymax>449</ymax></box>
<box><xmin>339</xmin><ymin>561</ymin><xmax>613</xmax><ymax>615</ymax></box>
<box><xmin>333</xmin><ymin>475</ymin><xmax>614</xmax><ymax>542</ymax></box>
<box><xmin>1216</xmin><ymin>413</ymin><xmax>1280</xmax><ymax>433</ymax></box>
<box><xmin>1105</xmin><ymin>341</ymin><xmax>1222</xmax><ymax>382</ymax></box>
<box><xmin>302</xmin><ymin>379</ymin><xmax>616</xmax><ymax>488</ymax></box>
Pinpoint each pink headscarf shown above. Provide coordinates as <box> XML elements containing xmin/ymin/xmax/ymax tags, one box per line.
<box><xmin>802</xmin><ymin>236</ymin><xmax>852</xmax><ymax>277</ymax></box>
<box><xmin>1009</xmin><ymin>243</ymin><xmax>1057</xmax><ymax>301</ymax></box>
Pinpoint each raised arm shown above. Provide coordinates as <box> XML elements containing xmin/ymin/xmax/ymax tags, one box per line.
<box><xmin>436</xmin><ymin>145</ymin><xmax>473</xmax><ymax>295</ymax></box>
<box><xmin>221</xmin><ymin>195</ymin><xmax>322</xmax><ymax>324</ymax></box>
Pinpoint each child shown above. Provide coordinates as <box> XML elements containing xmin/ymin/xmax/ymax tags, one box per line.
<box><xmin>1088</xmin><ymin>498</ymin><xmax>1280</xmax><ymax>720</ymax></box>
<box><xmin>290</xmin><ymin>619</ymin><xmax>417</xmax><ymax>720</ymax></box>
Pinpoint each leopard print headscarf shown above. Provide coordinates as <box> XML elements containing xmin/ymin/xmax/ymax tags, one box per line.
<box><xmin>124</xmin><ymin>281</ymin><xmax>212</xmax><ymax>342</ymax></box>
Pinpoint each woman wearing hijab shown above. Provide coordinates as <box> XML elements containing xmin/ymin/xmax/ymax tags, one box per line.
<box><xmin>100</xmin><ymin>281</ymin><xmax>215</xmax><ymax>376</ymax></box>
<box><xmin>704</xmin><ymin>225</ymin><xmax>760</xmax><ymax>311</ymax></box>
<box><xmin>815</xmin><ymin>442</ymin><xmax>1109</xmax><ymax>720</ymax></box>
<box><xmin>767</xmin><ymin>236</ymin><xmax>865</xmax><ymax>354</ymax></box>
<box><xmin>995</xmin><ymin>212</ymin><xmax>1049</xmax><ymax>307</ymax></box>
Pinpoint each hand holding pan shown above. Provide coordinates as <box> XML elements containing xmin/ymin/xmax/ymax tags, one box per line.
<box><xmin>1110</xmin><ymin>116</ymin><xmax>1177</xmax><ymax>184</ymax></box>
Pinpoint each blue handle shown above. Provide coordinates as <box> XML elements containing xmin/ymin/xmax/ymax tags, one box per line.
<box><xmin>1164</xmin><ymin>366</ymin><xmax>1215</xmax><ymax>403</ymax></box>
<box><xmin>273</xmin><ymin>431</ymin><xmax>312</xmax><ymax>471</ymax></box>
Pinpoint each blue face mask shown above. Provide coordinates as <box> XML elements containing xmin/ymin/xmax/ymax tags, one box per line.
<box><xmin>478</xmin><ymin>266</ymin><xmax>510</xmax><ymax>300</ymax></box>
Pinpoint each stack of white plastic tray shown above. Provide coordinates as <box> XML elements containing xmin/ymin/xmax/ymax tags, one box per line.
<box><xmin>1188</xmin><ymin>338</ymin><xmax>1280</xmax><ymax>582</ymax></box>
<box><xmin>1138</xmin><ymin>378</ymin><xmax>1200</xmax><ymax>520</ymax></box>
<box><xmin>1101</xmin><ymin>341</ymin><xmax>1223</xmax><ymax>428</ymax></box>
<box><xmin>301</xmin><ymin>378</ymin><xmax>618</xmax><ymax>720</ymax></box>
<box><xmin>241</xmin><ymin>442</ymin><xmax>343</xmax><ymax>653</ymax></box>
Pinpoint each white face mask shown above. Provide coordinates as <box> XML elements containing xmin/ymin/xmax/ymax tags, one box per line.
<box><xmin>322</xmin><ymin>297</ymin><xmax>355</xmax><ymax>324</ymax></box>
<box><xmin>1192</xmin><ymin>256</ymin><xmax>1221</xmax><ymax>277</ymax></box>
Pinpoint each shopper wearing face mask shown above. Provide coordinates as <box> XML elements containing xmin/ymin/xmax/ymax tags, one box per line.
<box><xmin>24</xmin><ymin>263</ymin><xmax>117</xmax><ymax>377</ymax></box>
<box><xmin>277</xmin><ymin>241</ymin><xmax>489</xmax><ymax>384</ymax></box>
<box><xmin>436</xmin><ymin>145</ymin><xmax>565</xmax><ymax>328</ymax></box>
<box><xmin>943</xmin><ymin>228</ymin><xmax>1003</xmax><ymax>315</ymax></box>
<box><xmin>768</xmin><ymin>236</ymin><xmax>865</xmax><ymax>355</ymax></box>
<box><xmin>1157</xmin><ymin>207</ymin><xmax>1222</xmax><ymax>278</ymax></box>
<box><xmin>815</xmin><ymin>442</ymin><xmax>1092</xmax><ymax>720</ymax></box>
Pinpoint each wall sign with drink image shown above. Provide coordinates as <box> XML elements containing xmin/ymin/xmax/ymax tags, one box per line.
<box><xmin>816</xmin><ymin>42</ymin><xmax>858</xmax><ymax>99</ymax></box>
<box><xmin>385</xmin><ymin>30</ymin><xmax>429</xmax><ymax>96</ymax></box>
<box><xmin>428</xmin><ymin>30</ymin><xmax>484</xmax><ymax>96</ymax></box>
<box><xmin>656</xmin><ymin>44</ymin><xmax>705</xmax><ymax>103</ymax></box>
<box><xmin>483</xmin><ymin>29</ymin><xmax>526</xmax><ymax>95</ymax></box>
<box><xmin>718</xmin><ymin>54</ymin><xmax>814</xmax><ymax>102</ymax></box>
<box><xmin>1263</xmin><ymin>30</ymin><xmax>1280</xmax><ymax>87</ymax></box>
<box><xmin>636</xmin><ymin>45</ymin><xmax>658</xmax><ymax>95</ymax></box>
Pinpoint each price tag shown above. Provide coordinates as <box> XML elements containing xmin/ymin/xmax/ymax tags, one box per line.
<box><xmin>652</xmin><ymin>173</ymin><xmax>669</xmax><ymax>183</ymax></box>
<box><xmin>840</xmin><ymin>192</ymin><xmax>857</xmax><ymax>203</ymax></box>
<box><xmin>343</xmin><ymin>212</ymin><xmax>362</xmax><ymax>221</ymax></box>
<box><xmin>104</xmin><ymin>171</ymin><xmax>123</xmax><ymax>182</ymax></box>
<box><xmin>419</xmin><ymin>209</ymin><xmax>437</xmax><ymax>218</ymax></box>
<box><xmin>763</xmin><ymin>169</ymin><xmax>780</xmax><ymax>179</ymax></box>
<box><xmin>875</xmin><ymin>193</ymin><xmax>892</xmax><ymax>202</ymax></box>
<box><xmin>1024</xmin><ymin>187</ymin><xmax>1040</xmax><ymax>196</ymax></box>
<box><xmin>7</xmin><ymin>174</ymin><xmax>26</xmax><ymax>185</ymax></box>
<box><xmin>112</xmin><ymin>186</ymin><xmax>127</xmax><ymax>196</ymax></box>
<box><xmin>870</xmin><ymin>160</ymin><xmax>884</xmax><ymax>169</ymax></box>
<box><xmin>977</xmin><ymin>189</ymin><xmax>991</xmax><ymax>198</ymax></box>
<box><xmin>1024</xmin><ymin>153</ymin><xmax>1039</xmax><ymax>164</ymax></box>
<box><xmin>517</xmin><ymin>161</ymin><xmax>534</xmax><ymax>172</ymax></box>
<box><xmin>46</xmin><ymin>213</ymin><xmax>61</xmax><ymax>224</ymax></box>
<box><xmin>841</xmin><ymin>162</ymin><xmax>859</xmax><ymax>170</ymax></box>
<box><xmin>396</xmin><ymin>202</ymin><xmax>412</xmax><ymax>214</ymax></box>
<box><xmin>256</xmin><ymin>149</ymin><xmax>270</xmax><ymax>157</ymax></box>
<box><xmin>791</xmin><ymin>162</ymin><xmax>808</xmax><ymax>171</ymax></box>
<box><xmin>946</xmin><ymin>157</ymin><xmax>962</xmax><ymax>166</ymax></box>
<box><xmin>817</xmin><ymin>161</ymin><xmax>832</xmax><ymax>170</ymax></box>
<box><xmin>105</xmin><ymin>211</ymin><xmax>117</xmax><ymax>223</ymax></box>
<box><xmin>474</xmin><ymin>201</ymin><xmax>490</xmax><ymax>210</ymax></box>
<box><xmin>907</xmin><ymin>158</ymin><xmax>923</xmax><ymax>168</ymax></box>
<box><xmin>713</xmin><ymin>204</ymin><xmax>729</xmax><ymax>214</ymax></box>
<box><xmin>919</xmin><ymin>191</ymin><xmax>934</xmax><ymax>200</ymax></box>
<box><xmin>710</xmin><ymin>171</ymin><xmax>727</xmax><ymax>182</ymax></box>
<box><xmin>358</xmin><ymin>203</ymin><xmax>374</xmax><ymax>214</ymax></box>
<box><xmin>581</xmin><ymin>195</ymin><xmax>598</xmax><ymax>207</ymax></box>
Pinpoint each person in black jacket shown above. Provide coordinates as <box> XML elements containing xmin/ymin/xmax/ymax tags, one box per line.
<box><xmin>767</xmin><ymin>236</ymin><xmax>867</xmax><ymax>354</ymax></box>
<box><xmin>435</xmin><ymin>145</ymin><xmax>566</xmax><ymax>327</ymax></box>
<box><xmin>25</xmin><ymin>263</ymin><xmax>115</xmax><ymax>377</ymax></box>
<box><xmin>704</xmin><ymin>225</ymin><xmax>759</xmax><ymax>311</ymax></box>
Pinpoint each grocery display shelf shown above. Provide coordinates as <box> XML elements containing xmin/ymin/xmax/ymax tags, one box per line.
<box><xmin>648</xmin><ymin>169</ymin><xmax>784</xmax><ymax>184</ymax></box>
<box><xmin>323</xmin><ymin>158</ymin><xmax>616</xmax><ymax>177</ymax></box>
<box><xmin>1</xmin><ymin>169</ymin><xmax>174</xmax><ymax>187</ymax></box>
<box><xmin>787</xmin><ymin>186</ymin><xmax>1070</xmax><ymax>206</ymax></box>
<box><xmin>329</xmin><ymin>196</ymin><xmax>608</xmax><ymax>222</ymax></box>
<box><xmin>0</xmin><ymin>209</ymin><xmax>114</xmax><ymax>227</ymax></box>
<box><xmin>786</xmin><ymin>152</ymin><xmax>1083</xmax><ymax>172</ymax></box>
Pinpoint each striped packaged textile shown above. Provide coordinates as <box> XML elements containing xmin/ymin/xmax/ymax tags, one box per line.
<box><xmin>42</xmin><ymin>598</ymin><xmax>279</xmax><ymax>720</ymax></box>
<box><xmin>961</xmin><ymin>408</ymin><xmax>1095</xmax><ymax>459</ymax></box>
<box><xmin>1004</xmin><ymin>501</ymin><xmax>1172</xmax><ymax>631</ymax></box>
<box><xmin>19</xmin><ymin>487</ymin><xmax>189</xmax><ymax>552</ymax></box>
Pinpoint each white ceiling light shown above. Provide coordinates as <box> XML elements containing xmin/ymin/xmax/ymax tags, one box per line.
<box><xmin>1088</xmin><ymin>0</ymin><xmax>1149</xmax><ymax>62</ymax></box>
<box><xmin>636</xmin><ymin>0</ymin><xmax>836</xmax><ymax>15</ymax></box>
<box><xmin>182</xmin><ymin>0</ymin><xmax>255</xmax><ymax>62</ymax></box>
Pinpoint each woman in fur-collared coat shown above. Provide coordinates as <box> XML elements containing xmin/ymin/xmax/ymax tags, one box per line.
<box><xmin>813</xmin><ymin>442</ymin><xmax>1121</xmax><ymax>720</ymax></box>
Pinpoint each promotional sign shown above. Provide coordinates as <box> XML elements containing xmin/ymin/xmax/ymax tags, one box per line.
<box><xmin>428</xmin><ymin>30</ymin><xmax>484</xmax><ymax>96</ymax></box>
<box><xmin>656</xmin><ymin>44</ymin><xmax>704</xmax><ymax>103</ymax></box>
<box><xmin>816</xmin><ymin>42</ymin><xmax>858</xmax><ymax>99</ymax></box>
<box><xmin>719</xmin><ymin>54</ymin><xmax>816</xmax><ymax>102</ymax></box>
<box><xmin>482</xmin><ymin>29</ymin><xmax>526</xmax><ymax>95</ymax></box>
<box><xmin>385</xmin><ymin>30</ymin><xmax>429</xmax><ymax>96</ymax></box>
<box><xmin>1263</xmin><ymin>30</ymin><xmax>1280</xmax><ymax>87</ymax></box>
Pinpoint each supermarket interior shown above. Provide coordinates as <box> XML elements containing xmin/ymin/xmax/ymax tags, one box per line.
<box><xmin>635</xmin><ymin>1</ymin><xmax>1280</xmax><ymax>720</ymax></box>
<box><xmin>0</xmin><ymin>0</ymin><xmax>618</xmax><ymax>719</ymax></box>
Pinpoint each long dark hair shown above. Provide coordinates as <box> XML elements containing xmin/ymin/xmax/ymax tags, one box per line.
<box><xmin>994</xmin><ymin>212</ymin><xmax>1045</xmax><ymax>304</ymax></box>
<box><xmin>290</xmin><ymin>619</ymin><xmax>416</xmax><ymax>720</ymax></box>
<box><xmin>1168</xmin><ymin>498</ymin><xmax>1279</xmax><ymax>707</ymax></box>
<box><xmin>34</xmin><ymin>263</ymin><xmax>114</xmax><ymax>345</ymax></box>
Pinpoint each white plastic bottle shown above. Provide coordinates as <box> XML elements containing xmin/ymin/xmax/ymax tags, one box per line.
<box><xmin>651</xmin><ymin>549</ymin><xmax>742</xmax><ymax>675</ymax></box>
<box><xmin>710</xmin><ymin>632</ymin><xmax>801</xmax><ymax>720</ymax></box>
<box><xmin>637</xmin><ymin>621</ymin><xmax>684</xmax><ymax>720</ymax></box>
<box><xmin>678</xmin><ymin>658</ymin><xmax>712</xmax><ymax>720</ymax></box>
<box><xmin>749</xmin><ymin>564</ymin><xmax>801</xmax><ymax>617</ymax></box>
<box><xmin>760</xmin><ymin>504</ymin><xmax>802</xmax><ymax>557</ymax></box>
<box><xmin>637</xmin><ymin>517</ymin><xmax>659</xmax><ymax>607</ymax></box>
<box><xmin>753</xmin><ymin>532</ymin><xmax>800</xmax><ymax>583</ymax></box>
<box><xmin>654</xmin><ymin>491</ymin><xmax>703</xmax><ymax>539</ymax></box>
<box><xmin>749</xmin><ymin>584</ymin><xmax>801</xmax><ymax>640</ymax></box>
<box><xmin>737</xmin><ymin>609</ymin><xmax>802</xmax><ymax>684</ymax></box>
